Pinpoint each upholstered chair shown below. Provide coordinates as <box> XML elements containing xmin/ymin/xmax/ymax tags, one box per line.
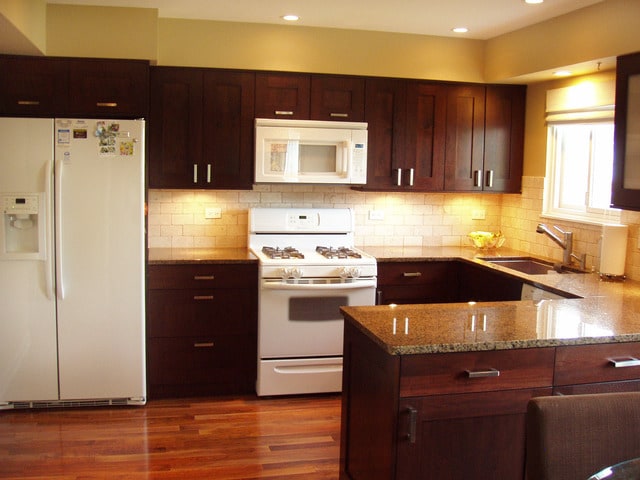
<box><xmin>525</xmin><ymin>392</ymin><xmax>640</xmax><ymax>480</ymax></box>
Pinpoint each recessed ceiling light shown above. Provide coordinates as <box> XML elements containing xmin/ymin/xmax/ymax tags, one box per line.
<box><xmin>282</xmin><ymin>14</ymin><xmax>299</xmax><ymax>22</ymax></box>
<box><xmin>553</xmin><ymin>70</ymin><xmax>572</xmax><ymax>77</ymax></box>
<box><xmin>452</xmin><ymin>27</ymin><xmax>469</xmax><ymax>34</ymax></box>
<box><xmin>525</xmin><ymin>0</ymin><xmax>544</xmax><ymax>4</ymax></box>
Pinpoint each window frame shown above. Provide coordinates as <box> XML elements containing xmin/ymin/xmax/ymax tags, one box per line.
<box><xmin>542</xmin><ymin>119</ymin><xmax>621</xmax><ymax>226</ymax></box>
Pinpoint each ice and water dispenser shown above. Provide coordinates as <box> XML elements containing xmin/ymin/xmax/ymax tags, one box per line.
<box><xmin>1</xmin><ymin>194</ymin><xmax>45</xmax><ymax>260</ymax></box>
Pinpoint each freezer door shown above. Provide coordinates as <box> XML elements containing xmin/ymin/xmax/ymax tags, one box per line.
<box><xmin>0</xmin><ymin>118</ymin><xmax>59</xmax><ymax>403</ymax></box>
<box><xmin>54</xmin><ymin>118</ymin><xmax>146</xmax><ymax>401</ymax></box>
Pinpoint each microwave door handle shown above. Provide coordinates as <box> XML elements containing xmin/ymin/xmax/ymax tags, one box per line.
<box><xmin>342</xmin><ymin>141</ymin><xmax>350</xmax><ymax>176</ymax></box>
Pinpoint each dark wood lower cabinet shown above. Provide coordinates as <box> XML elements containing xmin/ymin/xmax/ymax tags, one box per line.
<box><xmin>376</xmin><ymin>260</ymin><xmax>524</xmax><ymax>305</ymax></box>
<box><xmin>147</xmin><ymin>263</ymin><xmax>258</xmax><ymax>398</ymax></box>
<box><xmin>340</xmin><ymin>318</ymin><xmax>640</xmax><ymax>480</ymax></box>
<box><xmin>396</xmin><ymin>388</ymin><xmax>550</xmax><ymax>479</ymax></box>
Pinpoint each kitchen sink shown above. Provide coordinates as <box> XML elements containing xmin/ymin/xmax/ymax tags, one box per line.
<box><xmin>481</xmin><ymin>256</ymin><xmax>587</xmax><ymax>275</ymax></box>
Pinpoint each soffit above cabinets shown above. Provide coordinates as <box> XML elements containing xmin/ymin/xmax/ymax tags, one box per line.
<box><xmin>46</xmin><ymin>0</ymin><xmax>605</xmax><ymax>40</ymax></box>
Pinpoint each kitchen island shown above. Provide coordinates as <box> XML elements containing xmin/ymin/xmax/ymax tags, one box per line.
<box><xmin>340</xmin><ymin>246</ymin><xmax>640</xmax><ymax>480</ymax></box>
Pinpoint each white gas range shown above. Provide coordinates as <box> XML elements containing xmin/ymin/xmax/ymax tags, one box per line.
<box><xmin>248</xmin><ymin>208</ymin><xmax>377</xmax><ymax>396</ymax></box>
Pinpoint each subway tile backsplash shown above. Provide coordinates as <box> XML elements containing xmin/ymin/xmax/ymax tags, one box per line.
<box><xmin>148</xmin><ymin>176</ymin><xmax>640</xmax><ymax>281</ymax></box>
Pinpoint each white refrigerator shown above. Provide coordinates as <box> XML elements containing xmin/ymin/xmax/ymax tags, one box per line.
<box><xmin>0</xmin><ymin>117</ymin><xmax>146</xmax><ymax>408</ymax></box>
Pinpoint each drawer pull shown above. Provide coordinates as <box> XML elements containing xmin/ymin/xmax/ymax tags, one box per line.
<box><xmin>406</xmin><ymin>406</ymin><xmax>418</xmax><ymax>444</ymax></box>
<box><xmin>403</xmin><ymin>272</ymin><xmax>422</xmax><ymax>277</ymax></box>
<box><xmin>330</xmin><ymin>113</ymin><xmax>349</xmax><ymax>118</ymax></box>
<box><xmin>96</xmin><ymin>102</ymin><xmax>118</xmax><ymax>107</ymax></box>
<box><xmin>465</xmin><ymin>368</ymin><xmax>500</xmax><ymax>379</ymax></box>
<box><xmin>194</xmin><ymin>275</ymin><xmax>215</xmax><ymax>281</ymax></box>
<box><xmin>18</xmin><ymin>100</ymin><xmax>40</xmax><ymax>106</ymax></box>
<box><xmin>193</xmin><ymin>295</ymin><xmax>214</xmax><ymax>301</ymax></box>
<box><xmin>194</xmin><ymin>342</ymin><xmax>214</xmax><ymax>348</ymax></box>
<box><xmin>609</xmin><ymin>357</ymin><xmax>640</xmax><ymax>368</ymax></box>
<box><xmin>275</xmin><ymin>110</ymin><xmax>294</xmax><ymax>116</ymax></box>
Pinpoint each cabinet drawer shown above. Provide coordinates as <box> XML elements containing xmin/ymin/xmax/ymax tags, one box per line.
<box><xmin>147</xmin><ymin>335</ymin><xmax>256</xmax><ymax>386</ymax></box>
<box><xmin>148</xmin><ymin>288</ymin><xmax>256</xmax><ymax>336</ymax></box>
<box><xmin>555</xmin><ymin>342</ymin><xmax>640</xmax><ymax>386</ymax></box>
<box><xmin>148</xmin><ymin>263</ymin><xmax>257</xmax><ymax>289</ymax></box>
<box><xmin>400</xmin><ymin>348</ymin><xmax>555</xmax><ymax>397</ymax></box>
<box><xmin>378</xmin><ymin>261</ymin><xmax>453</xmax><ymax>286</ymax></box>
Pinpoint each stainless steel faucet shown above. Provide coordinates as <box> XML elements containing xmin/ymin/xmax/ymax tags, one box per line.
<box><xmin>536</xmin><ymin>223</ymin><xmax>586</xmax><ymax>270</ymax></box>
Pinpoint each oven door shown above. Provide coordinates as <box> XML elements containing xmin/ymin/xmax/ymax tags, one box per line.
<box><xmin>258</xmin><ymin>278</ymin><xmax>376</xmax><ymax>358</ymax></box>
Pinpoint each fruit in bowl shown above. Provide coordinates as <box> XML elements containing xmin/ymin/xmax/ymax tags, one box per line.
<box><xmin>468</xmin><ymin>231</ymin><xmax>505</xmax><ymax>249</ymax></box>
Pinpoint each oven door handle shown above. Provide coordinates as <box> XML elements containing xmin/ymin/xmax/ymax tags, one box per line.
<box><xmin>262</xmin><ymin>279</ymin><xmax>377</xmax><ymax>290</ymax></box>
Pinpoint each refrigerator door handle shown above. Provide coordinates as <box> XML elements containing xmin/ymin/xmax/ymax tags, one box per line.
<box><xmin>55</xmin><ymin>155</ymin><xmax>65</xmax><ymax>300</ymax></box>
<box><xmin>45</xmin><ymin>158</ymin><xmax>54</xmax><ymax>300</ymax></box>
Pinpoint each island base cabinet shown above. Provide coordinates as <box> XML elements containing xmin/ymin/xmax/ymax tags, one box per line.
<box><xmin>396</xmin><ymin>388</ymin><xmax>551</xmax><ymax>480</ymax></box>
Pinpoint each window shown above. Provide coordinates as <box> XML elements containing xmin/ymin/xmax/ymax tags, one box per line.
<box><xmin>542</xmin><ymin>80</ymin><xmax>620</xmax><ymax>224</ymax></box>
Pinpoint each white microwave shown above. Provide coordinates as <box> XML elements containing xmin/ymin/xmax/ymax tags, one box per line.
<box><xmin>254</xmin><ymin>118</ymin><xmax>368</xmax><ymax>184</ymax></box>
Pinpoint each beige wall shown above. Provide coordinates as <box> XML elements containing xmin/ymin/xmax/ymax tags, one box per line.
<box><xmin>157</xmin><ymin>19</ymin><xmax>485</xmax><ymax>82</ymax></box>
<box><xmin>0</xmin><ymin>0</ymin><xmax>46</xmax><ymax>54</ymax></box>
<box><xmin>46</xmin><ymin>4</ymin><xmax>158</xmax><ymax>61</ymax></box>
<box><xmin>485</xmin><ymin>0</ymin><xmax>640</xmax><ymax>82</ymax></box>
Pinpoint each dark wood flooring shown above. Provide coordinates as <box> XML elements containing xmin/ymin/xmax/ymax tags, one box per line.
<box><xmin>0</xmin><ymin>394</ymin><xmax>341</xmax><ymax>479</ymax></box>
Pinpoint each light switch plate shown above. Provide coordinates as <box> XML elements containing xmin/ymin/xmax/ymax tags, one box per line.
<box><xmin>472</xmin><ymin>209</ymin><xmax>486</xmax><ymax>220</ymax></box>
<box><xmin>369</xmin><ymin>210</ymin><xmax>385</xmax><ymax>220</ymax></box>
<box><xmin>205</xmin><ymin>207</ymin><xmax>221</xmax><ymax>219</ymax></box>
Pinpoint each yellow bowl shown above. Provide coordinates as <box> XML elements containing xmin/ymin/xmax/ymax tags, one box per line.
<box><xmin>468</xmin><ymin>231</ymin><xmax>505</xmax><ymax>249</ymax></box>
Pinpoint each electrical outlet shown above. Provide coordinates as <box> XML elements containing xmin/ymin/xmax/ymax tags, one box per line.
<box><xmin>471</xmin><ymin>209</ymin><xmax>486</xmax><ymax>220</ymax></box>
<box><xmin>369</xmin><ymin>210</ymin><xmax>385</xmax><ymax>220</ymax></box>
<box><xmin>205</xmin><ymin>207</ymin><xmax>221</xmax><ymax>219</ymax></box>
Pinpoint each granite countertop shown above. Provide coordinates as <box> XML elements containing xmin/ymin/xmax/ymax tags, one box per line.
<box><xmin>148</xmin><ymin>247</ymin><xmax>257</xmax><ymax>264</ymax></box>
<box><xmin>341</xmin><ymin>245</ymin><xmax>640</xmax><ymax>355</ymax></box>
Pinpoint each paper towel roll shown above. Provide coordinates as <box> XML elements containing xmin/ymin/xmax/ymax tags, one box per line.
<box><xmin>600</xmin><ymin>224</ymin><xmax>628</xmax><ymax>277</ymax></box>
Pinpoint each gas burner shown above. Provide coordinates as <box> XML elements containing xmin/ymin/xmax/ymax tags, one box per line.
<box><xmin>315</xmin><ymin>246</ymin><xmax>363</xmax><ymax>259</ymax></box>
<box><xmin>261</xmin><ymin>246</ymin><xmax>305</xmax><ymax>260</ymax></box>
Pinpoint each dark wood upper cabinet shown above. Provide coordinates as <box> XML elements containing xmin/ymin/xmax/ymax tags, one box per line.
<box><xmin>483</xmin><ymin>85</ymin><xmax>525</xmax><ymax>193</ymax></box>
<box><xmin>404</xmin><ymin>81</ymin><xmax>448</xmax><ymax>190</ymax></box>
<box><xmin>612</xmin><ymin>51</ymin><xmax>640</xmax><ymax>211</ymax></box>
<box><xmin>362</xmin><ymin>77</ymin><xmax>407</xmax><ymax>190</ymax></box>
<box><xmin>310</xmin><ymin>75</ymin><xmax>365</xmax><ymax>121</ymax></box>
<box><xmin>443</xmin><ymin>84</ymin><xmax>486</xmax><ymax>191</ymax></box>
<box><xmin>149</xmin><ymin>66</ymin><xmax>254</xmax><ymax>189</ymax></box>
<box><xmin>202</xmin><ymin>70</ymin><xmax>255</xmax><ymax>189</ymax></box>
<box><xmin>362</xmin><ymin>80</ymin><xmax>525</xmax><ymax>193</ymax></box>
<box><xmin>66</xmin><ymin>58</ymin><xmax>149</xmax><ymax>118</ymax></box>
<box><xmin>0</xmin><ymin>55</ymin><xmax>69</xmax><ymax>116</ymax></box>
<box><xmin>0</xmin><ymin>55</ymin><xmax>148</xmax><ymax>118</ymax></box>
<box><xmin>255</xmin><ymin>72</ymin><xmax>310</xmax><ymax>120</ymax></box>
<box><xmin>149</xmin><ymin>67</ymin><xmax>203</xmax><ymax>189</ymax></box>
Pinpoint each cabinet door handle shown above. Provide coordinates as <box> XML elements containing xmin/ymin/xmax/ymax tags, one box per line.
<box><xmin>17</xmin><ymin>100</ymin><xmax>40</xmax><ymax>106</ymax></box>
<box><xmin>609</xmin><ymin>357</ymin><xmax>640</xmax><ymax>368</ymax></box>
<box><xmin>396</xmin><ymin>168</ymin><xmax>403</xmax><ymax>186</ymax></box>
<box><xmin>465</xmin><ymin>368</ymin><xmax>500</xmax><ymax>378</ymax></box>
<box><xmin>485</xmin><ymin>170</ymin><xmax>494</xmax><ymax>188</ymax></box>
<box><xmin>275</xmin><ymin>110</ymin><xmax>294</xmax><ymax>116</ymax></box>
<box><xmin>96</xmin><ymin>102</ymin><xmax>118</xmax><ymax>107</ymax></box>
<box><xmin>473</xmin><ymin>170</ymin><xmax>482</xmax><ymax>187</ymax></box>
<box><xmin>408</xmin><ymin>168</ymin><xmax>414</xmax><ymax>186</ymax></box>
<box><xmin>403</xmin><ymin>272</ymin><xmax>422</xmax><ymax>277</ymax></box>
<box><xmin>207</xmin><ymin>164</ymin><xmax>212</xmax><ymax>183</ymax></box>
<box><xmin>193</xmin><ymin>164</ymin><xmax>198</xmax><ymax>183</ymax></box>
<box><xmin>193</xmin><ymin>295</ymin><xmax>214</xmax><ymax>301</ymax></box>
<box><xmin>406</xmin><ymin>406</ymin><xmax>418</xmax><ymax>444</ymax></box>
<box><xmin>376</xmin><ymin>289</ymin><xmax>382</xmax><ymax>305</ymax></box>
<box><xmin>330</xmin><ymin>113</ymin><xmax>349</xmax><ymax>118</ymax></box>
<box><xmin>194</xmin><ymin>275</ymin><xmax>215</xmax><ymax>280</ymax></box>
<box><xmin>194</xmin><ymin>342</ymin><xmax>214</xmax><ymax>348</ymax></box>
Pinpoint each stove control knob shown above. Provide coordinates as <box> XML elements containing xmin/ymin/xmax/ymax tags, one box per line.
<box><xmin>280</xmin><ymin>267</ymin><xmax>302</xmax><ymax>279</ymax></box>
<box><xmin>339</xmin><ymin>266</ymin><xmax>361</xmax><ymax>279</ymax></box>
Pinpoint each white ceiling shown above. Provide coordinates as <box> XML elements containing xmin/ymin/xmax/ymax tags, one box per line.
<box><xmin>47</xmin><ymin>0</ymin><xmax>605</xmax><ymax>40</ymax></box>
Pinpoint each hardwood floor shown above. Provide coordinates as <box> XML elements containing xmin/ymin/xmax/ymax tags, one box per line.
<box><xmin>0</xmin><ymin>394</ymin><xmax>341</xmax><ymax>480</ymax></box>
